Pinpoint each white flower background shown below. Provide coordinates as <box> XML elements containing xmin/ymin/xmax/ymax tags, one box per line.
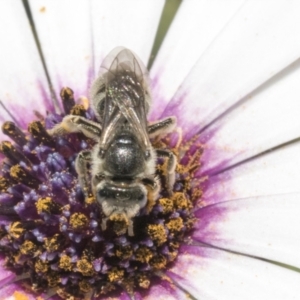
<box><xmin>0</xmin><ymin>0</ymin><xmax>300</xmax><ymax>299</ymax></box>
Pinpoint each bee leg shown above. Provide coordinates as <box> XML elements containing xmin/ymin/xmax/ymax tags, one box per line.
<box><xmin>142</xmin><ymin>177</ymin><xmax>161</xmax><ymax>199</ymax></box>
<box><xmin>75</xmin><ymin>150</ymin><xmax>92</xmax><ymax>199</ymax></box>
<box><xmin>48</xmin><ymin>115</ymin><xmax>102</xmax><ymax>141</ymax></box>
<box><xmin>148</xmin><ymin>116</ymin><xmax>176</xmax><ymax>138</ymax></box>
<box><xmin>156</xmin><ymin>149</ymin><xmax>177</xmax><ymax>195</ymax></box>
<box><xmin>127</xmin><ymin>219</ymin><xmax>134</xmax><ymax>236</ymax></box>
<box><xmin>101</xmin><ymin>217</ymin><xmax>108</xmax><ymax>231</ymax></box>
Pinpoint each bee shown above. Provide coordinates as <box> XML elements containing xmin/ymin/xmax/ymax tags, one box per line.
<box><xmin>49</xmin><ymin>47</ymin><xmax>177</xmax><ymax>235</ymax></box>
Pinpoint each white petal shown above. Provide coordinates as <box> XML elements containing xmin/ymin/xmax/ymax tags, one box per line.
<box><xmin>203</xmin><ymin>142</ymin><xmax>300</xmax><ymax>205</ymax></box>
<box><xmin>91</xmin><ymin>0</ymin><xmax>164</xmax><ymax>73</ymax></box>
<box><xmin>200</xmin><ymin>60</ymin><xmax>300</xmax><ymax>173</ymax></box>
<box><xmin>0</xmin><ymin>1</ymin><xmax>51</xmax><ymax>130</ymax></box>
<box><xmin>163</xmin><ymin>1</ymin><xmax>300</xmax><ymax>137</ymax></box>
<box><xmin>29</xmin><ymin>0</ymin><xmax>94</xmax><ymax>98</ymax></box>
<box><xmin>144</xmin><ymin>278</ymin><xmax>188</xmax><ymax>300</ymax></box>
<box><xmin>168</xmin><ymin>245</ymin><xmax>300</xmax><ymax>300</ymax></box>
<box><xmin>150</xmin><ymin>0</ymin><xmax>245</xmax><ymax>118</ymax></box>
<box><xmin>193</xmin><ymin>193</ymin><xmax>300</xmax><ymax>268</ymax></box>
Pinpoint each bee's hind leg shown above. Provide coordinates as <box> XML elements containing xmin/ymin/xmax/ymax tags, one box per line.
<box><xmin>148</xmin><ymin>116</ymin><xmax>176</xmax><ymax>138</ymax></box>
<box><xmin>75</xmin><ymin>150</ymin><xmax>93</xmax><ymax>199</ymax></box>
<box><xmin>48</xmin><ymin>115</ymin><xmax>101</xmax><ymax>141</ymax></box>
<box><xmin>156</xmin><ymin>149</ymin><xmax>177</xmax><ymax>195</ymax></box>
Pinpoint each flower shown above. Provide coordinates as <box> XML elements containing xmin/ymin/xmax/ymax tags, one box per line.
<box><xmin>0</xmin><ymin>1</ymin><xmax>300</xmax><ymax>299</ymax></box>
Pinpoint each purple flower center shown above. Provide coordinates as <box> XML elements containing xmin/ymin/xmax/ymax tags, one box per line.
<box><xmin>0</xmin><ymin>88</ymin><xmax>202</xmax><ymax>299</ymax></box>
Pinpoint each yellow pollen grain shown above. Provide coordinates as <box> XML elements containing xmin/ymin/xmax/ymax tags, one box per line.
<box><xmin>150</xmin><ymin>254</ymin><xmax>167</xmax><ymax>270</ymax></box>
<box><xmin>9</xmin><ymin>221</ymin><xmax>24</xmax><ymax>239</ymax></box>
<box><xmin>108</xmin><ymin>268</ymin><xmax>124</xmax><ymax>282</ymax></box>
<box><xmin>59</xmin><ymin>255</ymin><xmax>73</xmax><ymax>271</ymax></box>
<box><xmin>44</xmin><ymin>234</ymin><xmax>60</xmax><ymax>252</ymax></box>
<box><xmin>36</xmin><ymin>197</ymin><xmax>54</xmax><ymax>214</ymax></box>
<box><xmin>77</xmin><ymin>258</ymin><xmax>94</xmax><ymax>276</ymax></box>
<box><xmin>35</xmin><ymin>259</ymin><xmax>48</xmax><ymax>273</ymax></box>
<box><xmin>135</xmin><ymin>247</ymin><xmax>153</xmax><ymax>263</ymax></box>
<box><xmin>158</xmin><ymin>197</ymin><xmax>174</xmax><ymax>213</ymax></box>
<box><xmin>166</xmin><ymin>217</ymin><xmax>184</xmax><ymax>232</ymax></box>
<box><xmin>147</xmin><ymin>224</ymin><xmax>167</xmax><ymax>246</ymax></box>
<box><xmin>13</xmin><ymin>291</ymin><xmax>29</xmax><ymax>300</ymax></box>
<box><xmin>20</xmin><ymin>240</ymin><xmax>37</xmax><ymax>255</ymax></box>
<box><xmin>69</xmin><ymin>212</ymin><xmax>88</xmax><ymax>229</ymax></box>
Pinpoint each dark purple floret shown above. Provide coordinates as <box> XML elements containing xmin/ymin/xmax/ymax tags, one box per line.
<box><xmin>0</xmin><ymin>88</ymin><xmax>203</xmax><ymax>299</ymax></box>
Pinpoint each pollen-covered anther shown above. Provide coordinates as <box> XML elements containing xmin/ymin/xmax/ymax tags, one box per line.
<box><xmin>108</xmin><ymin>267</ymin><xmax>124</xmax><ymax>282</ymax></box>
<box><xmin>69</xmin><ymin>212</ymin><xmax>88</xmax><ymax>229</ymax></box>
<box><xmin>47</xmin><ymin>273</ymin><xmax>60</xmax><ymax>287</ymax></box>
<box><xmin>59</xmin><ymin>255</ymin><xmax>73</xmax><ymax>271</ymax></box>
<box><xmin>10</xmin><ymin>165</ymin><xmax>39</xmax><ymax>188</ymax></box>
<box><xmin>79</xmin><ymin>280</ymin><xmax>92</xmax><ymax>293</ymax></box>
<box><xmin>137</xmin><ymin>274</ymin><xmax>151</xmax><ymax>289</ymax></box>
<box><xmin>9</xmin><ymin>221</ymin><xmax>25</xmax><ymax>239</ymax></box>
<box><xmin>76</xmin><ymin>258</ymin><xmax>94</xmax><ymax>276</ymax></box>
<box><xmin>166</xmin><ymin>217</ymin><xmax>184</xmax><ymax>232</ymax></box>
<box><xmin>35</xmin><ymin>259</ymin><xmax>49</xmax><ymax>273</ymax></box>
<box><xmin>0</xmin><ymin>141</ymin><xmax>30</xmax><ymax>165</ymax></box>
<box><xmin>85</xmin><ymin>195</ymin><xmax>95</xmax><ymax>204</ymax></box>
<box><xmin>172</xmin><ymin>192</ymin><xmax>191</xmax><ymax>210</ymax></box>
<box><xmin>115</xmin><ymin>245</ymin><xmax>133</xmax><ymax>260</ymax></box>
<box><xmin>28</xmin><ymin>121</ymin><xmax>52</xmax><ymax>145</ymax></box>
<box><xmin>0</xmin><ymin>176</ymin><xmax>9</xmax><ymax>191</ymax></box>
<box><xmin>60</xmin><ymin>87</ymin><xmax>75</xmax><ymax>114</ymax></box>
<box><xmin>44</xmin><ymin>234</ymin><xmax>61</xmax><ymax>252</ymax></box>
<box><xmin>158</xmin><ymin>197</ymin><xmax>174</xmax><ymax>213</ymax></box>
<box><xmin>147</xmin><ymin>224</ymin><xmax>167</xmax><ymax>246</ymax></box>
<box><xmin>70</xmin><ymin>104</ymin><xmax>86</xmax><ymax>116</ymax></box>
<box><xmin>36</xmin><ymin>197</ymin><xmax>60</xmax><ymax>214</ymax></box>
<box><xmin>149</xmin><ymin>254</ymin><xmax>167</xmax><ymax>270</ymax></box>
<box><xmin>20</xmin><ymin>240</ymin><xmax>38</xmax><ymax>256</ymax></box>
<box><xmin>135</xmin><ymin>246</ymin><xmax>153</xmax><ymax>263</ymax></box>
<box><xmin>1</xmin><ymin>121</ymin><xmax>27</xmax><ymax>145</ymax></box>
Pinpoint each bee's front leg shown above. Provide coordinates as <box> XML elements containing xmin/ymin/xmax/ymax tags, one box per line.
<box><xmin>48</xmin><ymin>115</ymin><xmax>102</xmax><ymax>141</ymax></box>
<box><xmin>75</xmin><ymin>150</ymin><xmax>93</xmax><ymax>199</ymax></box>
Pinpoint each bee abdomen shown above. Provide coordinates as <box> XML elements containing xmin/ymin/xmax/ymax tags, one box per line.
<box><xmin>105</xmin><ymin>134</ymin><xmax>144</xmax><ymax>177</ymax></box>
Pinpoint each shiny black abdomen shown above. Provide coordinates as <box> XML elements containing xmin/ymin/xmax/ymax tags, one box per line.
<box><xmin>105</xmin><ymin>134</ymin><xmax>144</xmax><ymax>177</ymax></box>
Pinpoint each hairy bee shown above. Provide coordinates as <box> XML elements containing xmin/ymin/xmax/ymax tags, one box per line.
<box><xmin>49</xmin><ymin>47</ymin><xmax>177</xmax><ymax>235</ymax></box>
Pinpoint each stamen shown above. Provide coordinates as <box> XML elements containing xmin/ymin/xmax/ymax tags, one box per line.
<box><xmin>0</xmin><ymin>141</ymin><xmax>31</xmax><ymax>165</ymax></box>
<box><xmin>60</xmin><ymin>87</ymin><xmax>75</xmax><ymax>114</ymax></box>
<box><xmin>1</xmin><ymin>121</ymin><xmax>27</xmax><ymax>145</ymax></box>
<box><xmin>28</xmin><ymin>121</ymin><xmax>53</xmax><ymax>145</ymax></box>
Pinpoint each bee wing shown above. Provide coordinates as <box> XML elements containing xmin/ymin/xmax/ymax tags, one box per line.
<box><xmin>99</xmin><ymin>48</ymin><xmax>152</xmax><ymax>150</ymax></box>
